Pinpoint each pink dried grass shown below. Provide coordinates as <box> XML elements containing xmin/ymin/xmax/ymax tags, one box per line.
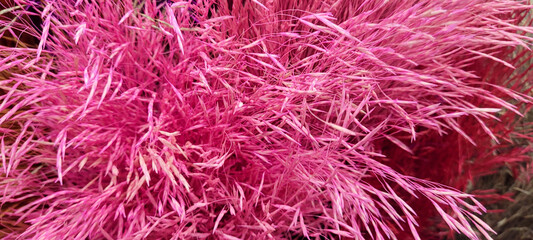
<box><xmin>0</xmin><ymin>0</ymin><xmax>532</xmax><ymax>239</ymax></box>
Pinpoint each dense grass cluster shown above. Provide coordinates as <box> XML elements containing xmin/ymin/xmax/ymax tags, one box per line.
<box><xmin>1</xmin><ymin>0</ymin><xmax>532</xmax><ymax>239</ymax></box>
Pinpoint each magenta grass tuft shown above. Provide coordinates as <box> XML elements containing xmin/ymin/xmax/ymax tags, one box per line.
<box><xmin>1</xmin><ymin>0</ymin><xmax>532</xmax><ymax>239</ymax></box>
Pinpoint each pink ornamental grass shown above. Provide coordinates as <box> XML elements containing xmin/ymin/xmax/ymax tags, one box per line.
<box><xmin>0</xmin><ymin>0</ymin><xmax>532</xmax><ymax>239</ymax></box>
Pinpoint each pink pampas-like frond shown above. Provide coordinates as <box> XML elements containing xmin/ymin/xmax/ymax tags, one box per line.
<box><xmin>0</xmin><ymin>0</ymin><xmax>532</xmax><ymax>239</ymax></box>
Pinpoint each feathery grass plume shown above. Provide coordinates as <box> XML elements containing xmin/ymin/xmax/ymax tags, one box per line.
<box><xmin>0</xmin><ymin>0</ymin><xmax>532</xmax><ymax>239</ymax></box>
<box><xmin>379</xmin><ymin>39</ymin><xmax>533</xmax><ymax>239</ymax></box>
